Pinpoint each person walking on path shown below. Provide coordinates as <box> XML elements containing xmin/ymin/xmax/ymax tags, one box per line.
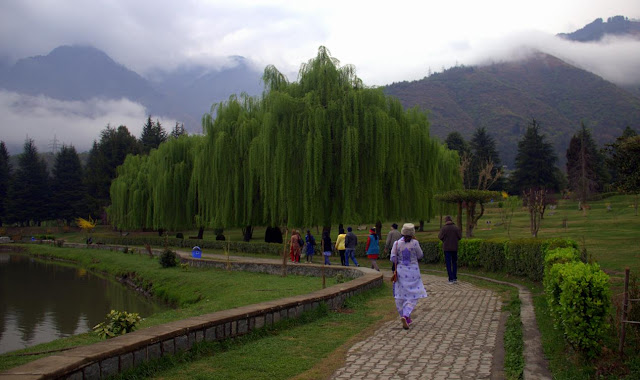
<box><xmin>321</xmin><ymin>230</ymin><xmax>332</xmax><ymax>265</ymax></box>
<box><xmin>344</xmin><ymin>227</ymin><xmax>359</xmax><ymax>267</ymax></box>
<box><xmin>335</xmin><ymin>228</ymin><xmax>346</xmax><ymax>266</ymax></box>
<box><xmin>438</xmin><ymin>215</ymin><xmax>462</xmax><ymax>284</ymax></box>
<box><xmin>384</xmin><ymin>223</ymin><xmax>401</xmax><ymax>259</ymax></box>
<box><xmin>290</xmin><ymin>230</ymin><xmax>303</xmax><ymax>263</ymax></box>
<box><xmin>305</xmin><ymin>230</ymin><xmax>316</xmax><ymax>263</ymax></box>
<box><xmin>390</xmin><ymin>223</ymin><xmax>427</xmax><ymax>329</ymax></box>
<box><xmin>365</xmin><ymin>227</ymin><xmax>380</xmax><ymax>271</ymax></box>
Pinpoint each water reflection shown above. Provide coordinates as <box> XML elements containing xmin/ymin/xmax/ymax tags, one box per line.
<box><xmin>0</xmin><ymin>253</ymin><xmax>164</xmax><ymax>354</ymax></box>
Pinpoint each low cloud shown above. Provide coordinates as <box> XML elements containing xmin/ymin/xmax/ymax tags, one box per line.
<box><xmin>0</xmin><ymin>91</ymin><xmax>176</xmax><ymax>155</ymax></box>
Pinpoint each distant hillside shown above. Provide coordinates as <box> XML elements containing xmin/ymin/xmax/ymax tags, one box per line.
<box><xmin>558</xmin><ymin>15</ymin><xmax>640</xmax><ymax>42</ymax></box>
<box><xmin>384</xmin><ymin>52</ymin><xmax>640</xmax><ymax>167</ymax></box>
<box><xmin>0</xmin><ymin>45</ymin><xmax>263</xmax><ymax>133</ymax></box>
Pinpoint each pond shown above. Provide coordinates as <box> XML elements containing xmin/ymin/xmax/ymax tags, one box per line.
<box><xmin>0</xmin><ymin>251</ymin><xmax>165</xmax><ymax>354</ymax></box>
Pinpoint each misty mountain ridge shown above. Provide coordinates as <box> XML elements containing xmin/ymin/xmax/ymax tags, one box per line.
<box><xmin>384</xmin><ymin>51</ymin><xmax>640</xmax><ymax>167</ymax></box>
<box><xmin>0</xmin><ymin>45</ymin><xmax>263</xmax><ymax>132</ymax></box>
<box><xmin>558</xmin><ymin>15</ymin><xmax>640</xmax><ymax>42</ymax></box>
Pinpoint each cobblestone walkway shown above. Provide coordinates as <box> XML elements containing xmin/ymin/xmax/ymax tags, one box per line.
<box><xmin>331</xmin><ymin>274</ymin><xmax>503</xmax><ymax>380</ymax></box>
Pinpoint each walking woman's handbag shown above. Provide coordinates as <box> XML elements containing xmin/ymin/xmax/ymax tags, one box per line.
<box><xmin>390</xmin><ymin>269</ymin><xmax>397</xmax><ymax>283</ymax></box>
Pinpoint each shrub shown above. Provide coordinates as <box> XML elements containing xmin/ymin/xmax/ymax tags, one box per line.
<box><xmin>55</xmin><ymin>239</ymin><xmax>65</xmax><ymax>248</ymax></box>
<box><xmin>420</xmin><ymin>239</ymin><xmax>442</xmax><ymax>263</ymax></box>
<box><xmin>544</xmin><ymin>247</ymin><xmax>579</xmax><ymax>269</ymax></box>
<box><xmin>504</xmin><ymin>239</ymin><xmax>545</xmax><ymax>281</ymax></box>
<box><xmin>545</xmin><ymin>262</ymin><xmax>611</xmax><ymax>357</ymax></box>
<box><xmin>93</xmin><ymin>310</ymin><xmax>142</xmax><ymax>339</ymax></box>
<box><xmin>458</xmin><ymin>239</ymin><xmax>483</xmax><ymax>267</ymax></box>
<box><xmin>159</xmin><ymin>249</ymin><xmax>178</xmax><ymax>268</ymax></box>
<box><xmin>478</xmin><ymin>239</ymin><xmax>507</xmax><ymax>272</ymax></box>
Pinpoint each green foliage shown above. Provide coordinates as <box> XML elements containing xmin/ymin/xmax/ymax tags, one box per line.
<box><xmin>458</xmin><ymin>238</ymin><xmax>483</xmax><ymax>267</ymax></box>
<box><xmin>111</xmin><ymin>47</ymin><xmax>462</xmax><ymax>231</ymax></box>
<box><xmin>544</xmin><ymin>261</ymin><xmax>611</xmax><ymax>357</ymax></box>
<box><xmin>543</xmin><ymin>247</ymin><xmax>579</xmax><ymax>268</ymax></box>
<box><xmin>469</xmin><ymin>127</ymin><xmax>504</xmax><ymax>191</ymax></box>
<box><xmin>139</xmin><ymin>116</ymin><xmax>168</xmax><ymax>154</ymax></box>
<box><xmin>504</xmin><ymin>239</ymin><xmax>545</xmax><ymax>281</ymax></box>
<box><xmin>51</xmin><ymin>145</ymin><xmax>86</xmax><ymax>223</ymax></box>
<box><xmin>419</xmin><ymin>239</ymin><xmax>442</xmax><ymax>263</ymax></box>
<box><xmin>565</xmin><ymin>123</ymin><xmax>609</xmax><ymax>201</ymax></box>
<box><xmin>85</xmin><ymin>125</ymin><xmax>140</xmax><ymax>218</ymax></box>
<box><xmin>0</xmin><ymin>141</ymin><xmax>10</xmax><ymax>225</ymax></box>
<box><xmin>159</xmin><ymin>249</ymin><xmax>178</xmax><ymax>268</ymax></box>
<box><xmin>5</xmin><ymin>139</ymin><xmax>50</xmax><ymax>225</ymax></box>
<box><xmin>93</xmin><ymin>310</ymin><xmax>142</xmax><ymax>339</ymax></box>
<box><xmin>478</xmin><ymin>239</ymin><xmax>507</xmax><ymax>272</ymax></box>
<box><xmin>510</xmin><ymin>119</ymin><xmax>561</xmax><ymax>194</ymax></box>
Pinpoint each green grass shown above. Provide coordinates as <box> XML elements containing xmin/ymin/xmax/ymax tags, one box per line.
<box><xmin>112</xmin><ymin>285</ymin><xmax>394</xmax><ymax>380</ymax></box>
<box><xmin>0</xmin><ymin>245</ymin><xmax>337</xmax><ymax>371</ymax></box>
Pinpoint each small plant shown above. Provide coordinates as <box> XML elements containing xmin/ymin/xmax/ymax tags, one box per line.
<box><xmin>335</xmin><ymin>273</ymin><xmax>348</xmax><ymax>283</ymax></box>
<box><xmin>93</xmin><ymin>310</ymin><xmax>142</xmax><ymax>339</ymax></box>
<box><xmin>55</xmin><ymin>239</ymin><xmax>65</xmax><ymax>248</ymax></box>
<box><xmin>159</xmin><ymin>248</ymin><xmax>178</xmax><ymax>268</ymax></box>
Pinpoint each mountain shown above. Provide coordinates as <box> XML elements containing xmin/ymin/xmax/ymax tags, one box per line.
<box><xmin>0</xmin><ymin>45</ymin><xmax>263</xmax><ymax>133</ymax></box>
<box><xmin>558</xmin><ymin>15</ymin><xmax>640</xmax><ymax>42</ymax></box>
<box><xmin>0</xmin><ymin>46</ymin><xmax>167</xmax><ymax>114</ymax></box>
<box><xmin>383</xmin><ymin>52</ymin><xmax>640</xmax><ymax>167</ymax></box>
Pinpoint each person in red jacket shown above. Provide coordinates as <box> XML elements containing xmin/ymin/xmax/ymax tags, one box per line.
<box><xmin>438</xmin><ymin>215</ymin><xmax>462</xmax><ymax>284</ymax></box>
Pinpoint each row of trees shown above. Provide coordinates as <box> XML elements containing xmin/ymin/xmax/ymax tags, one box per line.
<box><xmin>108</xmin><ymin>47</ymin><xmax>462</xmax><ymax>239</ymax></box>
<box><xmin>0</xmin><ymin>118</ymin><xmax>186</xmax><ymax>226</ymax></box>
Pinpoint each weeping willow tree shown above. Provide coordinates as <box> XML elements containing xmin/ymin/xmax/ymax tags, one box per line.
<box><xmin>110</xmin><ymin>47</ymin><xmax>461</xmax><ymax>234</ymax></box>
<box><xmin>199</xmin><ymin>46</ymin><xmax>460</xmax><ymax>229</ymax></box>
<box><xmin>109</xmin><ymin>135</ymin><xmax>205</xmax><ymax>231</ymax></box>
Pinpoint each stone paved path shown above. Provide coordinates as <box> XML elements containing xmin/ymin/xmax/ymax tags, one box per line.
<box><xmin>331</xmin><ymin>273</ymin><xmax>503</xmax><ymax>380</ymax></box>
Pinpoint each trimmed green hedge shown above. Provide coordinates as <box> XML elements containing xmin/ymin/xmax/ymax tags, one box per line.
<box><xmin>543</xmin><ymin>246</ymin><xmax>611</xmax><ymax>357</ymax></box>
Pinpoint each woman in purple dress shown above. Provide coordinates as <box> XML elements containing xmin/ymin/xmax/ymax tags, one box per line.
<box><xmin>390</xmin><ymin>223</ymin><xmax>428</xmax><ymax>329</ymax></box>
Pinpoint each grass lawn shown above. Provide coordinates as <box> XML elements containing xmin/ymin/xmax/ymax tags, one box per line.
<box><xmin>0</xmin><ymin>245</ymin><xmax>338</xmax><ymax>371</ymax></box>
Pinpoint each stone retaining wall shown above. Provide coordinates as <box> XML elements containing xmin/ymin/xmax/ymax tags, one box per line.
<box><xmin>0</xmin><ymin>253</ymin><xmax>383</xmax><ymax>380</ymax></box>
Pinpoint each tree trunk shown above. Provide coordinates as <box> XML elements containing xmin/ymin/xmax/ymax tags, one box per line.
<box><xmin>376</xmin><ymin>220</ymin><xmax>382</xmax><ymax>239</ymax></box>
<box><xmin>242</xmin><ymin>225</ymin><xmax>254</xmax><ymax>242</ymax></box>
<box><xmin>418</xmin><ymin>220</ymin><xmax>424</xmax><ymax>232</ymax></box>
<box><xmin>197</xmin><ymin>226</ymin><xmax>204</xmax><ymax>239</ymax></box>
<box><xmin>457</xmin><ymin>201</ymin><xmax>463</xmax><ymax>231</ymax></box>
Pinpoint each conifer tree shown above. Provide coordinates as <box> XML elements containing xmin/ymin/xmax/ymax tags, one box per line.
<box><xmin>565</xmin><ymin>123</ymin><xmax>608</xmax><ymax>205</ymax></box>
<box><xmin>510</xmin><ymin>119</ymin><xmax>561</xmax><ymax>194</ymax></box>
<box><xmin>140</xmin><ymin>116</ymin><xmax>168</xmax><ymax>154</ymax></box>
<box><xmin>469</xmin><ymin>127</ymin><xmax>504</xmax><ymax>190</ymax></box>
<box><xmin>51</xmin><ymin>145</ymin><xmax>86</xmax><ymax>224</ymax></box>
<box><xmin>85</xmin><ymin>125</ymin><xmax>140</xmax><ymax>218</ymax></box>
<box><xmin>444</xmin><ymin>131</ymin><xmax>469</xmax><ymax>158</ymax></box>
<box><xmin>0</xmin><ymin>141</ymin><xmax>11</xmax><ymax>225</ymax></box>
<box><xmin>6</xmin><ymin>139</ymin><xmax>49</xmax><ymax>225</ymax></box>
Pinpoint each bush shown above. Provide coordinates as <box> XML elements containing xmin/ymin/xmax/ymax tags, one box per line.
<box><xmin>420</xmin><ymin>239</ymin><xmax>442</xmax><ymax>263</ymax></box>
<box><xmin>159</xmin><ymin>249</ymin><xmax>178</xmax><ymax>268</ymax></box>
<box><xmin>544</xmin><ymin>247</ymin><xmax>579</xmax><ymax>269</ymax></box>
<box><xmin>55</xmin><ymin>239</ymin><xmax>65</xmax><ymax>248</ymax></box>
<box><xmin>478</xmin><ymin>239</ymin><xmax>507</xmax><ymax>272</ymax></box>
<box><xmin>458</xmin><ymin>239</ymin><xmax>483</xmax><ymax>267</ymax></box>
<box><xmin>504</xmin><ymin>239</ymin><xmax>545</xmax><ymax>281</ymax></box>
<box><xmin>544</xmin><ymin>262</ymin><xmax>610</xmax><ymax>357</ymax></box>
<box><xmin>93</xmin><ymin>310</ymin><xmax>142</xmax><ymax>339</ymax></box>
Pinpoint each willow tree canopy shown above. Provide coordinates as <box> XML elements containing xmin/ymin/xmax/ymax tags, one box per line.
<box><xmin>109</xmin><ymin>47</ymin><xmax>461</xmax><ymax>230</ymax></box>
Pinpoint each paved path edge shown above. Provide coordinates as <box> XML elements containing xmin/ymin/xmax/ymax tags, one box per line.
<box><xmin>424</xmin><ymin>270</ymin><xmax>552</xmax><ymax>380</ymax></box>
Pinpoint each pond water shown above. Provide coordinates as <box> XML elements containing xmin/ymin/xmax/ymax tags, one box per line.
<box><xmin>0</xmin><ymin>251</ymin><xmax>165</xmax><ymax>354</ymax></box>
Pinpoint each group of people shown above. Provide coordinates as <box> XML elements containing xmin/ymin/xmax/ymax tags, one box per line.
<box><xmin>288</xmin><ymin>226</ymin><xmax>383</xmax><ymax>269</ymax></box>
<box><xmin>288</xmin><ymin>217</ymin><xmax>462</xmax><ymax>331</ymax></box>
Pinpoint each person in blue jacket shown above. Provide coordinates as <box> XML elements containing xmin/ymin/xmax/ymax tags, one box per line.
<box><xmin>366</xmin><ymin>227</ymin><xmax>380</xmax><ymax>271</ymax></box>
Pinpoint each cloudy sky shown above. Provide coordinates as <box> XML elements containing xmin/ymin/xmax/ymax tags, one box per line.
<box><xmin>1</xmin><ymin>0</ymin><xmax>639</xmax><ymax>153</ymax></box>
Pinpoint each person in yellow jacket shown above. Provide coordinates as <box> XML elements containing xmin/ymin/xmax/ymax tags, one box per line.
<box><xmin>334</xmin><ymin>227</ymin><xmax>347</xmax><ymax>266</ymax></box>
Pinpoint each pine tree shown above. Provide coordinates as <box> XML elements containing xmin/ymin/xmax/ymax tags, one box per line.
<box><xmin>170</xmin><ymin>122</ymin><xmax>187</xmax><ymax>138</ymax></box>
<box><xmin>0</xmin><ymin>141</ymin><xmax>11</xmax><ymax>225</ymax></box>
<box><xmin>605</xmin><ymin>127</ymin><xmax>640</xmax><ymax>215</ymax></box>
<box><xmin>469</xmin><ymin>127</ymin><xmax>504</xmax><ymax>190</ymax></box>
<box><xmin>566</xmin><ymin>123</ymin><xmax>608</xmax><ymax>204</ymax></box>
<box><xmin>51</xmin><ymin>145</ymin><xmax>86</xmax><ymax>224</ymax></box>
<box><xmin>5</xmin><ymin>139</ymin><xmax>49</xmax><ymax>225</ymax></box>
<box><xmin>140</xmin><ymin>116</ymin><xmax>168</xmax><ymax>154</ymax></box>
<box><xmin>510</xmin><ymin>119</ymin><xmax>561</xmax><ymax>194</ymax></box>
<box><xmin>84</xmin><ymin>125</ymin><xmax>140</xmax><ymax>218</ymax></box>
<box><xmin>444</xmin><ymin>131</ymin><xmax>469</xmax><ymax>157</ymax></box>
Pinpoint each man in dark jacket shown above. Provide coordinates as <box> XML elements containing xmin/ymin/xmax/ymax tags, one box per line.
<box><xmin>344</xmin><ymin>227</ymin><xmax>359</xmax><ymax>267</ymax></box>
<box><xmin>438</xmin><ymin>215</ymin><xmax>462</xmax><ymax>284</ymax></box>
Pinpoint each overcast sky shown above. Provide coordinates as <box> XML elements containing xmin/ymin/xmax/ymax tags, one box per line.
<box><xmin>1</xmin><ymin>0</ymin><xmax>640</xmax><ymax>154</ymax></box>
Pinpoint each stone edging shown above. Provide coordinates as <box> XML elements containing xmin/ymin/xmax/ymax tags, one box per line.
<box><xmin>0</xmin><ymin>251</ymin><xmax>383</xmax><ymax>380</ymax></box>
